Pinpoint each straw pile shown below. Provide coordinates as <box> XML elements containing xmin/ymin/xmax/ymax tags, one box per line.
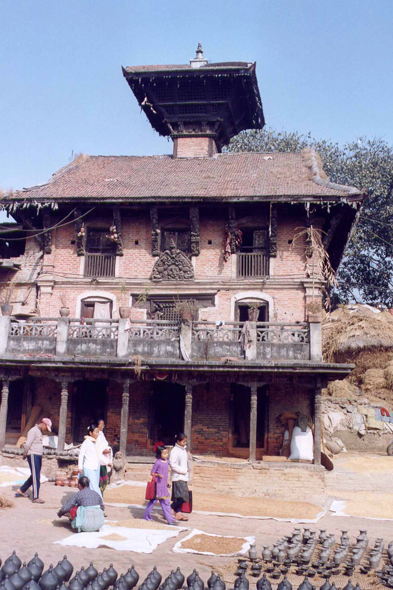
<box><xmin>323</xmin><ymin>305</ymin><xmax>393</xmax><ymax>403</ymax></box>
<box><xmin>180</xmin><ymin>533</ymin><xmax>245</xmax><ymax>555</ymax></box>
<box><xmin>0</xmin><ymin>494</ymin><xmax>14</xmax><ymax>509</ymax></box>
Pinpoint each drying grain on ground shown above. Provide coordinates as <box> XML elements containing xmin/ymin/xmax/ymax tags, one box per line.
<box><xmin>180</xmin><ymin>534</ymin><xmax>245</xmax><ymax>555</ymax></box>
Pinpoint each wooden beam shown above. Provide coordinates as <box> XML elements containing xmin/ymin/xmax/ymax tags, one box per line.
<box><xmin>57</xmin><ymin>381</ymin><xmax>69</xmax><ymax>454</ymax></box>
<box><xmin>313</xmin><ymin>376</ymin><xmax>322</xmax><ymax>466</ymax></box>
<box><xmin>120</xmin><ymin>380</ymin><xmax>130</xmax><ymax>457</ymax></box>
<box><xmin>184</xmin><ymin>383</ymin><xmax>193</xmax><ymax>451</ymax></box>
<box><xmin>249</xmin><ymin>384</ymin><xmax>258</xmax><ymax>463</ymax></box>
<box><xmin>0</xmin><ymin>379</ymin><xmax>10</xmax><ymax>449</ymax></box>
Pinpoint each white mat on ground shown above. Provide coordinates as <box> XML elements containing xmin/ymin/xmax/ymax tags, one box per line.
<box><xmin>173</xmin><ymin>529</ymin><xmax>254</xmax><ymax>556</ymax></box>
<box><xmin>330</xmin><ymin>500</ymin><xmax>393</xmax><ymax>521</ymax></box>
<box><xmin>0</xmin><ymin>465</ymin><xmax>48</xmax><ymax>488</ymax></box>
<box><xmin>107</xmin><ymin>480</ymin><xmax>146</xmax><ymax>489</ymax></box>
<box><xmin>55</xmin><ymin>524</ymin><xmax>184</xmax><ymax>553</ymax></box>
<box><xmin>105</xmin><ymin>501</ymin><xmax>327</xmax><ymax>524</ymax></box>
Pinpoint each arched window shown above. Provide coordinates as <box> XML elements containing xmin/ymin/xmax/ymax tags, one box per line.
<box><xmin>80</xmin><ymin>296</ymin><xmax>113</xmax><ymax>319</ymax></box>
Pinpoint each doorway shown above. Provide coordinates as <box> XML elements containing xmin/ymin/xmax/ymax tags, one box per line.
<box><xmin>6</xmin><ymin>380</ymin><xmax>24</xmax><ymax>433</ymax></box>
<box><xmin>72</xmin><ymin>380</ymin><xmax>108</xmax><ymax>443</ymax></box>
<box><xmin>237</xmin><ymin>303</ymin><xmax>268</xmax><ymax>322</ymax></box>
<box><xmin>230</xmin><ymin>383</ymin><xmax>269</xmax><ymax>456</ymax></box>
<box><xmin>149</xmin><ymin>382</ymin><xmax>185</xmax><ymax>446</ymax></box>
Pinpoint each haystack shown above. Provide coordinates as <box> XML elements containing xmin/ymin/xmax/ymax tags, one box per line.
<box><xmin>384</xmin><ymin>361</ymin><xmax>393</xmax><ymax>390</ymax></box>
<box><xmin>0</xmin><ymin>494</ymin><xmax>14</xmax><ymax>509</ymax></box>
<box><xmin>326</xmin><ymin>379</ymin><xmax>357</xmax><ymax>398</ymax></box>
<box><xmin>361</xmin><ymin>368</ymin><xmax>387</xmax><ymax>394</ymax></box>
<box><xmin>323</xmin><ymin>306</ymin><xmax>393</xmax><ymax>362</ymax></box>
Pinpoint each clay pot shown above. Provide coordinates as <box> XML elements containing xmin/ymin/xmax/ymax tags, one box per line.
<box><xmin>53</xmin><ymin>564</ymin><xmax>67</xmax><ymax>585</ymax></box>
<box><xmin>69</xmin><ymin>579</ymin><xmax>84</xmax><ymax>590</ymax></box>
<box><xmin>9</xmin><ymin>573</ymin><xmax>24</xmax><ymax>590</ymax></box>
<box><xmin>59</xmin><ymin>308</ymin><xmax>70</xmax><ymax>317</ymax></box>
<box><xmin>39</xmin><ymin>566</ymin><xmax>59</xmax><ymax>590</ymax></box>
<box><xmin>1</xmin><ymin>305</ymin><xmax>13</xmax><ymax>316</ymax></box>
<box><xmin>212</xmin><ymin>577</ymin><xmax>225</xmax><ymax>590</ymax></box>
<box><xmin>77</xmin><ymin>568</ymin><xmax>90</xmax><ymax>587</ymax></box>
<box><xmin>23</xmin><ymin>580</ymin><xmax>42</xmax><ymax>590</ymax></box>
<box><xmin>249</xmin><ymin>543</ymin><xmax>258</xmax><ymax>561</ymax></box>
<box><xmin>106</xmin><ymin>567</ymin><xmax>117</xmax><ymax>586</ymax></box>
<box><xmin>207</xmin><ymin>574</ymin><xmax>217</xmax><ymax>589</ymax></box>
<box><xmin>17</xmin><ymin>566</ymin><xmax>31</xmax><ymax>587</ymax></box>
<box><xmin>119</xmin><ymin>307</ymin><xmax>131</xmax><ymax>319</ymax></box>
<box><xmin>1</xmin><ymin>564</ymin><xmax>18</xmax><ymax>579</ymax></box>
<box><xmin>186</xmin><ymin>573</ymin><xmax>197</xmax><ymax>588</ymax></box>
<box><xmin>69</xmin><ymin>480</ymin><xmax>77</xmax><ymax>488</ymax></box>
<box><xmin>151</xmin><ymin>569</ymin><xmax>162</xmax><ymax>589</ymax></box>
<box><xmin>58</xmin><ymin>558</ymin><xmax>72</xmax><ymax>584</ymax></box>
<box><xmin>3</xmin><ymin>576</ymin><xmax>16</xmax><ymax>590</ymax></box>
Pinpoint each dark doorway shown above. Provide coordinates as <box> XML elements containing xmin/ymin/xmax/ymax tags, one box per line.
<box><xmin>6</xmin><ymin>380</ymin><xmax>24</xmax><ymax>432</ymax></box>
<box><xmin>237</xmin><ymin>303</ymin><xmax>268</xmax><ymax>322</ymax></box>
<box><xmin>149</xmin><ymin>382</ymin><xmax>185</xmax><ymax>446</ymax></box>
<box><xmin>72</xmin><ymin>380</ymin><xmax>108</xmax><ymax>443</ymax></box>
<box><xmin>231</xmin><ymin>383</ymin><xmax>269</xmax><ymax>449</ymax></box>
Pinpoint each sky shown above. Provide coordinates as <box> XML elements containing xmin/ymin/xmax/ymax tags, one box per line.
<box><xmin>1</xmin><ymin>0</ymin><xmax>393</xmax><ymax>195</ymax></box>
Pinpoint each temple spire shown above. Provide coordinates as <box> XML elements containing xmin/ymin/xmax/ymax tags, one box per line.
<box><xmin>190</xmin><ymin>42</ymin><xmax>208</xmax><ymax>68</ymax></box>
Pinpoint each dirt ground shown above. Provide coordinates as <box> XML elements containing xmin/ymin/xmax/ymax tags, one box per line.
<box><xmin>1</xmin><ymin>452</ymin><xmax>393</xmax><ymax>586</ymax></box>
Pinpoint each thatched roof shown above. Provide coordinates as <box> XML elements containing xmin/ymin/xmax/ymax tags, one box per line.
<box><xmin>323</xmin><ymin>305</ymin><xmax>393</xmax><ymax>361</ymax></box>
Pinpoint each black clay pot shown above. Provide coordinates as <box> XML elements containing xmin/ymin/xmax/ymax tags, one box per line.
<box><xmin>298</xmin><ymin>579</ymin><xmax>312</xmax><ymax>590</ymax></box>
<box><xmin>186</xmin><ymin>572</ymin><xmax>198</xmax><ymax>588</ymax></box>
<box><xmin>2</xmin><ymin>565</ymin><xmax>18</xmax><ymax>579</ymax></box>
<box><xmin>172</xmin><ymin>569</ymin><xmax>182</xmax><ymax>590</ymax></box>
<box><xmin>39</xmin><ymin>566</ymin><xmax>59</xmax><ymax>590</ymax></box>
<box><xmin>277</xmin><ymin>577</ymin><xmax>292</xmax><ymax>590</ymax></box>
<box><xmin>193</xmin><ymin>577</ymin><xmax>204</xmax><ymax>590</ymax></box>
<box><xmin>53</xmin><ymin>565</ymin><xmax>66</xmax><ymax>586</ymax></box>
<box><xmin>22</xmin><ymin>580</ymin><xmax>42</xmax><ymax>590</ymax></box>
<box><xmin>3</xmin><ymin>577</ymin><xmax>16</xmax><ymax>590</ymax></box>
<box><xmin>101</xmin><ymin>571</ymin><xmax>111</xmax><ymax>590</ymax></box>
<box><xmin>207</xmin><ymin>574</ymin><xmax>217</xmax><ymax>590</ymax></box>
<box><xmin>85</xmin><ymin>566</ymin><xmax>98</xmax><ymax>584</ymax></box>
<box><xmin>59</xmin><ymin>558</ymin><xmax>73</xmax><ymax>583</ymax></box>
<box><xmin>343</xmin><ymin>582</ymin><xmax>355</xmax><ymax>590</ymax></box>
<box><xmin>69</xmin><ymin>578</ymin><xmax>84</xmax><ymax>590</ymax></box>
<box><xmin>28</xmin><ymin>558</ymin><xmax>43</xmax><ymax>578</ymax></box>
<box><xmin>9</xmin><ymin>573</ymin><xmax>25</xmax><ymax>590</ymax></box>
<box><xmin>116</xmin><ymin>576</ymin><xmax>127</xmax><ymax>590</ymax></box>
<box><xmin>78</xmin><ymin>568</ymin><xmax>90</xmax><ymax>588</ymax></box>
<box><xmin>18</xmin><ymin>566</ymin><xmax>32</xmax><ymax>588</ymax></box>
<box><xmin>106</xmin><ymin>567</ymin><xmax>117</xmax><ymax>587</ymax></box>
<box><xmin>212</xmin><ymin>577</ymin><xmax>225</xmax><ymax>590</ymax></box>
<box><xmin>7</xmin><ymin>555</ymin><xmax>21</xmax><ymax>572</ymax></box>
<box><xmin>256</xmin><ymin>575</ymin><xmax>271</xmax><ymax>590</ymax></box>
<box><xmin>95</xmin><ymin>575</ymin><xmax>106</xmax><ymax>590</ymax></box>
<box><xmin>91</xmin><ymin>581</ymin><xmax>101</xmax><ymax>590</ymax></box>
<box><xmin>84</xmin><ymin>583</ymin><xmax>94</xmax><ymax>590</ymax></box>
<box><xmin>58</xmin><ymin>583</ymin><xmax>67</xmax><ymax>590</ymax></box>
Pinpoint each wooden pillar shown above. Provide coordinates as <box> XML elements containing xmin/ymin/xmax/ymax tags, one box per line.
<box><xmin>57</xmin><ymin>381</ymin><xmax>69</xmax><ymax>454</ymax></box>
<box><xmin>0</xmin><ymin>379</ymin><xmax>10</xmax><ymax>449</ymax></box>
<box><xmin>120</xmin><ymin>380</ymin><xmax>130</xmax><ymax>457</ymax></box>
<box><xmin>184</xmin><ymin>383</ymin><xmax>193</xmax><ymax>451</ymax></box>
<box><xmin>313</xmin><ymin>376</ymin><xmax>322</xmax><ymax>465</ymax></box>
<box><xmin>249</xmin><ymin>384</ymin><xmax>258</xmax><ymax>463</ymax></box>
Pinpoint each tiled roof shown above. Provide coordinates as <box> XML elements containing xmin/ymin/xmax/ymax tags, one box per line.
<box><xmin>10</xmin><ymin>152</ymin><xmax>362</xmax><ymax>203</ymax></box>
<box><xmin>123</xmin><ymin>62</ymin><xmax>253</xmax><ymax>73</ymax></box>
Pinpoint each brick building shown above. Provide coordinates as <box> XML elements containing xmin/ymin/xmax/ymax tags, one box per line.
<box><xmin>0</xmin><ymin>46</ymin><xmax>363</xmax><ymax>462</ymax></box>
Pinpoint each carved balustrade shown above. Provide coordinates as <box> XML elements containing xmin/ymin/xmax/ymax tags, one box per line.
<box><xmin>192</xmin><ymin>322</ymin><xmax>242</xmax><ymax>342</ymax></box>
<box><xmin>127</xmin><ymin>320</ymin><xmax>180</xmax><ymax>341</ymax></box>
<box><xmin>10</xmin><ymin>318</ymin><xmax>57</xmax><ymax>338</ymax></box>
<box><xmin>256</xmin><ymin>322</ymin><xmax>309</xmax><ymax>344</ymax></box>
<box><xmin>68</xmin><ymin>318</ymin><xmax>119</xmax><ymax>339</ymax></box>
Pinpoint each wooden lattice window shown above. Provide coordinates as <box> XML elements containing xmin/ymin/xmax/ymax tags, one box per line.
<box><xmin>162</xmin><ymin>230</ymin><xmax>191</xmax><ymax>254</ymax></box>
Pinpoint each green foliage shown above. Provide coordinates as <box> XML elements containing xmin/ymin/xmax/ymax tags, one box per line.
<box><xmin>226</xmin><ymin>129</ymin><xmax>393</xmax><ymax>307</ymax></box>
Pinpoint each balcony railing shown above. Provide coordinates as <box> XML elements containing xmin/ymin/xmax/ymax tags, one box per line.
<box><xmin>4</xmin><ymin>318</ymin><xmax>316</xmax><ymax>362</ymax></box>
<box><xmin>84</xmin><ymin>253</ymin><xmax>116</xmax><ymax>277</ymax></box>
<box><xmin>237</xmin><ymin>252</ymin><xmax>269</xmax><ymax>278</ymax></box>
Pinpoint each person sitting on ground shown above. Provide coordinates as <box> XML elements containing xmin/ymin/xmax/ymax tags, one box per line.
<box><xmin>57</xmin><ymin>475</ymin><xmax>105</xmax><ymax>532</ymax></box>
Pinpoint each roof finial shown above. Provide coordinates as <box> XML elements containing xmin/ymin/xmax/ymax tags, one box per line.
<box><xmin>195</xmin><ymin>42</ymin><xmax>204</xmax><ymax>59</ymax></box>
<box><xmin>190</xmin><ymin>42</ymin><xmax>208</xmax><ymax>68</ymax></box>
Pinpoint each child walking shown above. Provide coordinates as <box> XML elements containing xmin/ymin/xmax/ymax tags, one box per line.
<box><xmin>144</xmin><ymin>445</ymin><xmax>177</xmax><ymax>525</ymax></box>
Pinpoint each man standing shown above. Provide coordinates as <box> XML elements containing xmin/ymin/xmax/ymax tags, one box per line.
<box><xmin>15</xmin><ymin>418</ymin><xmax>52</xmax><ymax>503</ymax></box>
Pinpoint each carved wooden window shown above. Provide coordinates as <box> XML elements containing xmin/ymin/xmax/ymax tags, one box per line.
<box><xmin>84</xmin><ymin>229</ymin><xmax>116</xmax><ymax>278</ymax></box>
<box><xmin>86</xmin><ymin>229</ymin><xmax>116</xmax><ymax>254</ymax></box>
<box><xmin>161</xmin><ymin>230</ymin><xmax>191</xmax><ymax>254</ymax></box>
<box><xmin>237</xmin><ymin>229</ymin><xmax>270</xmax><ymax>278</ymax></box>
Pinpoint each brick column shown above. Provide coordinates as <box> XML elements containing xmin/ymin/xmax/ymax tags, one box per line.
<box><xmin>249</xmin><ymin>384</ymin><xmax>258</xmax><ymax>463</ymax></box>
<box><xmin>120</xmin><ymin>380</ymin><xmax>130</xmax><ymax>457</ymax></box>
<box><xmin>57</xmin><ymin>381</ymin><xmax>69</xmax><ymax>454</ymax></box>
<box><xmin>313</xmin><ymin>376</ymin><xmax>322</xmax><ymax>465</ymax></box>
<box><xmin>0</xmin><ymin>378</ymin><xmax>10</xmax><ymax>449</ymax></box>
<box><xmin>184</xmin><ymin>383</ymin><xmax>193</xmax><ymax>451</ymax></box>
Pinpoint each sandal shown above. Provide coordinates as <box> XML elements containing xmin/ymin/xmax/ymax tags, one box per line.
<box><xmin>15</xmin><ymin>490</ymin><xmax>28</xmax><ymax>498</ymax></box>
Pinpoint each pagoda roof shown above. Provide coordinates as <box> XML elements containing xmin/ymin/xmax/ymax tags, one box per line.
<box><xmin>123</xmin><ymin>61</ymin><xmax>254</xmax><ymax>73</ymax></box>
<box><xmin>4</xmin><ymin>151</ymin><xmax>362</xmax><ymax>205</ymax></box>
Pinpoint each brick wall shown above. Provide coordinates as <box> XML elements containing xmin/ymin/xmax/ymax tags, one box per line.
<box><xmin>173</xmin><ymin>137</ymin><xmax>218</xmax><ymax>158</ymax></box>
<box><xmin>191</xmin><ymin>382</ymin><xmax>231</xmax><ymax>456</ymax></box>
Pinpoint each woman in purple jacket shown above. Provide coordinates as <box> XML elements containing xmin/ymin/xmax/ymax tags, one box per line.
<box><xmin>143</xmin><ymin>445</ymin><xmax>177</xmax><ymax>525</ymax></box>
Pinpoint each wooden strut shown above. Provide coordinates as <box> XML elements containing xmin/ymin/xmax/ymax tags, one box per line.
<box><xmin>184</xmin><ymin>383</ymin><xmax>193</xmax><ymax>451</ymax></box>
<box><xmin>120</xmin><ymin>380</ymin><xmax>130</xmax><ymax>457</ymax></box>
<box><xmin>57</xmin><ymin>381</ymin><xmax>69</xmax><ymax>454</ymax></box>
<box><xmin>249</xmin><ymin>383</ymin><xmax>258</xmax><ymax>463</ymax></box>
<box><xmin>0</xmin><ymin>379</ymin><xmax>10</xmax><ymax>450</ymax></box>
<box><xmin>313</xmin><ymin>375</ymin><xmax>322</xmax><ymax>465</ymax></box>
